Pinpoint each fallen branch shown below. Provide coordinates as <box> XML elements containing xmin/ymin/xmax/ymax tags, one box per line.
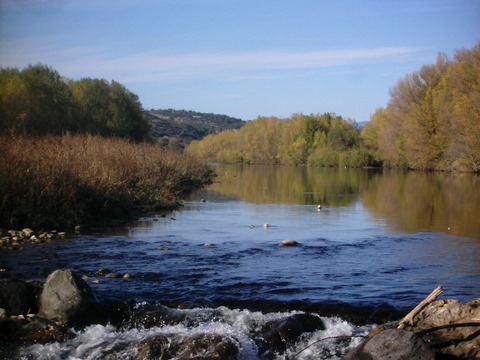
<box><xmin>290</xmin><ymin>334</ymin><xmax>367</xmax><ymax>359</ymax></box>
<box><xmin>397</xmin><ymin>285</ymin><xmax>444</xmax><ymax>329</ymax></box>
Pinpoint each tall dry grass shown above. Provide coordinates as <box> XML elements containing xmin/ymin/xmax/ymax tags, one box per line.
<box><xmin>0</xmin><ymin>134</ymin><xmax>214</xmax><ymax>228</ymax></box>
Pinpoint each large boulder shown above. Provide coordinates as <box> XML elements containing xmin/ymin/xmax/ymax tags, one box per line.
<box><xmin>38</xmin><ymin>269</ymin><xmax>105</xmax><ymax>327</ymax></box>
<box><xmin>0</xmin><ymin>277</ymin><xmax>39</xmax><ymax>316</ymax></box>
<box><xmin>404</xmin><ymin>298</ymin><xmax>480</xmax><ymax>359</ymax></box>
<box><xmin>344</xmin><ymin>328</ymin><xmax>435</xmax><ymax>360</ymax></box>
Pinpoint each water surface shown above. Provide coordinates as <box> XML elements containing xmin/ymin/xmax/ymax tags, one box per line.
<box><xmin>2</xmin><ymin>164</ymin><xmax>479</xmax><ymax>359</ymax></box>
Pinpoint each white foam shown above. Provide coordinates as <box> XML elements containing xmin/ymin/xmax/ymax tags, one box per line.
<box><xmin>19</xmin><ymin>308</ymin><xmax>371</xmax><ymax>360</ymax></box>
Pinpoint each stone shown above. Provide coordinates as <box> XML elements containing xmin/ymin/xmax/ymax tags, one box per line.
<box><xmin>279</xmin><ymin>239</ymin><xmax>299</xmax><ymax>246</ymax></box>
<box><xmin>0</xmin><ymin>278</ymin><xmax>39</xmax><ymax>316</ymax></box>
<box><xmin>105</xmin><ymin>273</ymin><xmax>122</xmax><ymax>278</ymax></box>
<box><xmin>360</xmin><ymin>328</ymin><xmax>435</xmax><ymax>360</ymax></box>
<box><xmin>22</xmin><ymin>228</ymin><xmax>34</xmax><ymax>237</ymax></box>
<box><xmin>404</xmin><ymin>299</ymin><xmax>480</xmax><ymax>359</ymax></box>
<box><xmin>257</xmin><ymin>313</ymin><xmax>325</xmax><ymax>359</ymax></box>
<box><xmin>95</xmin><ymin>268</ymin><xmax>111</xmax><ymax>276</ymax></box>
<box><xmin>38</xmin><ymin>269</ymin><xmax>105</xmax><ymax>327</ymax></box>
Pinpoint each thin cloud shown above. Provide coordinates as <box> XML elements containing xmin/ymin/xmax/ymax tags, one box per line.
<box><xmin>0</xmin><ymin>41</ymin><xmax>420</xmax><ymax>83</ymax></box>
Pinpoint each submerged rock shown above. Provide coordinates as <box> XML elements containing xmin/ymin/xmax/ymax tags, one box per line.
<box><xmin>257</xmin><ymin>313</ymin><xmax>325</xmax><ymax>359</ymax></box>
<box><xmin>38</xmin><ymin>269</ymin><xmax>105</xmax><ymax>327</ymax></box>
<box><xmin>135</xmin><ymin>333</ymin><xmax>239</xmax><ymax>360</ymax></box>
<box><xmin>279</xmin><ymin>239</ymin><xmax>299</xmax><ymax>246</ymax></box>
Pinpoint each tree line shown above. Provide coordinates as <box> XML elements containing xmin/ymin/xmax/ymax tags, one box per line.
<box><xmin>0</xmin><ymin>64</ymin><xmax>150</xmax><ymax>142</ymax></box>
<box><xmin>362</xmin><ymin>41</ymin><xmax>480</xmax><ymax>171</ymax></box>
<box><xmin>187</xmin><ymin>42</ymin><xmax>480</xmax><ymax>172</ymax></box>
<box><xmin>186</xmin><ymin>113</ymin><xmax>371</xmax><ymax>167</ymax></box>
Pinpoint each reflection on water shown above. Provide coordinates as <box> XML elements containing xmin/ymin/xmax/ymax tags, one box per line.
<box><xmin>361</xmin><ymin>170</ymin><xmax>480</xmax><ymax>239</ymax></box>
<box><xmin>208</xmin><ymin>164</ymin><xmax>373</xmax><ymax>206</ymax></box>
<box><xmin>207</xmin><ymin>164</ymin><xmax>480</xmax><ymax>240</ymax></box>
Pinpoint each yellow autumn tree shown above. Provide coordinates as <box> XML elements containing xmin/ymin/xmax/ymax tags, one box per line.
<box><xmin>443</xmin><ymin>43</ymin><xmax>480</xmax><ymax>171</ymax></box>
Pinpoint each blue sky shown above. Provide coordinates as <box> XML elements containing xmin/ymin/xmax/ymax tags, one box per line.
<box><xmin>1</xmin><ymin>0</ymin><xmax>479</xmax><ymax>122</ymax></box>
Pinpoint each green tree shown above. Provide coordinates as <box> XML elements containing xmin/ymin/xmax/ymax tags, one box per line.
<box><xmin>71</xmin><ymin>78</ymin><xmax>150</xmax><ymax>142</ymax></box>
<box><xmin>20</xmin><ymin>64</ymin><xmax>78</xmax><ymax>135</ymax></box>
<box><xmin>0</xmin><ymin>68</ymin><xmax>30</xmax><ymax>134</ymax></box>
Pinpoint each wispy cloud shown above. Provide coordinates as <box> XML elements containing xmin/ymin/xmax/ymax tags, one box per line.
<box><xmin>0</xmin><ymin>39</ymin><xmax>420</xmax><ymax>83</ymax></box>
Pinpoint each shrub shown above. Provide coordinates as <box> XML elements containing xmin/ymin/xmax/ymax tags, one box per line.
<box><xmin>0</xmin><ymin>134</ymin><xmax>214</xmax><ymax>228</ymax></box>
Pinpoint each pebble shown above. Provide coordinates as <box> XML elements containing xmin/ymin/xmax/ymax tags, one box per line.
<box><xmin>0</xmin><ymin>228</ymin><xmax>71</xmax><ymax>249</ymax></box>
<box><xmin>279</xmin><ymin>239</ymin><xmax>300</xmax><ymax>247</ymax></box>
<box><xmin>105</xmin><ymin>273</ymin><xmax>122</xmax><ymax>278</ymax></box>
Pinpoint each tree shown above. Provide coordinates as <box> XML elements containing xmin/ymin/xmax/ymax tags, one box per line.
<box><xmin>20</xmin><ymin>64</ymin><xmax>78</xmax><ymax>135</ymax></box>
<box><xmin>1</xmin><ymin>64</ymin><xmax>150</xmax><ymax>142</ymax></box>
<box><xmin>0</xmin><ymin>68</ymin><xmax>30</xmax><ymax>134</ymax></box>
<box><xmin>443</xmin><ymin>43</ymin><xmax>480</xmax><ymax>171</ymax></box>
<box><xmin>388</xmin><ymin>55</ymin><xmax>450</xmax><ymax>169</ymax></box>
<box><xmin>71</xmin><ymin>78</ymin><xmax>150</xmax><ymax>142</ymax></box>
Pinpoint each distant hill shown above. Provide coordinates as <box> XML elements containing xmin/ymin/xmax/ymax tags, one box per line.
<box><xmin>147</xmin><ymin>109</ymin><xmax>245</xmax><ymax>149</ymax></box>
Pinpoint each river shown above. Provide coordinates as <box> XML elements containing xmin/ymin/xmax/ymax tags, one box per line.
<box><xmin>1</xmin><ymin>164</ymin><xmax>479</xmax><ymax>359</ymax></box>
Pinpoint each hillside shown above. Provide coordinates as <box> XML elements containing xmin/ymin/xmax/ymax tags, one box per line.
<box><xmin>147</xmin><ymin>109</ymin><xmax>245</xmax><ymax>149</ymax></box>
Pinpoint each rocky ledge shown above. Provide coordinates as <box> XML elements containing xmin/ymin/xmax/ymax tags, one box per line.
<box><xmin>343</xmin><ymin>297</ymin><xmax>480</xmax><ymax>360</ymax></box>
<box><xmin>0</xmin><ymin>270</ymin><xmax>479</xmax><ymax>359</ymax></box>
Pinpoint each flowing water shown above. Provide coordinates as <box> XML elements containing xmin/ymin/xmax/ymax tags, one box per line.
<box><xmin>1</xmin><ymin>164</ymin><xmax>480</xmax><ymax>359</ymax></box>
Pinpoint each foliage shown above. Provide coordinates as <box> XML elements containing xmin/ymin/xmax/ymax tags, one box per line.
<box><xmin>0</xmin><ymin>64</ymin><xmax>151</xmax><ymax>142</ymax></box>
<box><xmin>0</xmin><ymin>134</ymin><xmax>215</xmax><ymax>228</ymax></box>
<box><xmin>186</xmin><ymin>113</ymin><xmax>366</xmax><ymax>167</ymax></box>
<box><xmin>147</xmin><ymin>109</ymin><xmax>245</xmax><ymax>150</ymax></box>
<box><xmin>71</xmin><ymin>78</ymin><xmax>150</xmax><ymax>142</ymax></box>
<box><xmin>361</xmin><ymin>42</ymin><xmax>480</xmax><ymax>172</ymax></box>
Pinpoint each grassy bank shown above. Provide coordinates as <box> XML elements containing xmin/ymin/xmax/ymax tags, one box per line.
<box><xmin>0</xmin><ymin>134</ymin><xmax>215</xmax><ymax>229</ymax></box>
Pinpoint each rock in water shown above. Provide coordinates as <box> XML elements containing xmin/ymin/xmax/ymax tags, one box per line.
<box><xmin>404</xmin><ymin>299</ymin><xmax>480</xmax><ymax>359</ymax></box>
<box><xmin>135</xmin><ymin>333</ymin><xmax>239</xmax><ymax>360</ymax></box>
<box><xmin>38</xmin><ymin>269</ymin><xmax>104</xmax><ymax>327</ymax></box>
<box><xmin>346</xmin><ymin>328</ymin><xmax>435</xmax><ymax>360</ymax></box>
<box><xmin>279</xmin><ymin>239</ymin><xmax>299</xmax><ymax>246</ymax></box>
<box><xmin>0</xmin><ymin>278</ymin><xmax>39</xmax><ymax>316</ymax></box>
<box><xmin>257</xmin><ymin>313</ymin><xmax>325</xmax><ymax>358</ymax></box>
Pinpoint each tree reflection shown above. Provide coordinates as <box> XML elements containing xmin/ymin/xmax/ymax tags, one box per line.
<box><xmin>361</xmin><ymin>170</ymin><xmax>480</xmax><ymax>239</ymax></box>
<box><xmin>208</xmin><ymin>164</ymin><xmax>373</xmax><ymax>206</ymax></box>
<box><xmin>208</xmin><ymin>164</ymin><xmax>480</xmax><ymax>240</ymax></box>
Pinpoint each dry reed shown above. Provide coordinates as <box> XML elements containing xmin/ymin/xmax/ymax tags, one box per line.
<box><xmin>0</xmin><ymin>134</ymin><xmax>214</xmax><ymax>229</ymax></box>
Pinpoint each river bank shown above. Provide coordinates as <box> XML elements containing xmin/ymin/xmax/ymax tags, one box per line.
<box><xmin>0</xmin><ymin>134</ymin><xmax>215</xmax><ymax>230</ymax></box>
